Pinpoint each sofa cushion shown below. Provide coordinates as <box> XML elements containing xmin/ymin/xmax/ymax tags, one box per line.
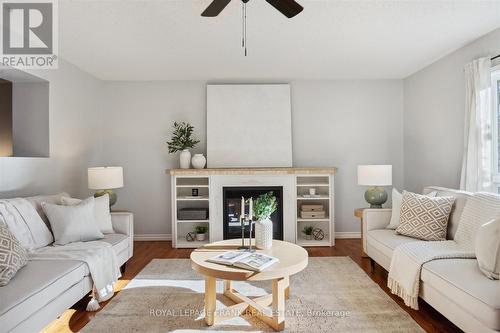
<box><xmin>475</xmin><ymin>218</ymin><xmax>500</xmax><ymax>279</ymax></box>
<box><xmin>0</xmin><ymin>198</ymin><xmax>54</xmax><ymax>250</ymax></box>
<box><xmin>42</xmin><ymin>198</ymin><xmax>104</xmax><ymax>245</ymax></box>
<box><xmin>62</xmin><ymin>195</ymin><xmax>114</xmax><ymax>234</ymax></box>
<box><xmin>25</xmin><ymin>193</ymin><xmax>70</xmax><ymax>229</ymax></box>
<box><xmin>454</xmin><ymin>192</ymin><xmax>500</xmax><ymax>250</ymax></box>
<box><xmin>396</xmin><ymin>191</ymin><xmax>455</xmax><ymax>241</ymax></box>
<box><xmin>421</xmin><ymin>259</ymin><xmax>500</xmax><ymax>330</ymax></box>
<box><xmin>0</xmin><ymin>260</ymin><xmax>86</xmax><ymax>332</ymax></box>
<box><xmin>0</xmin><ymin>223</ymin><xmax>28</xmax><ymax>286</ymax></box>
<box><xmin>423</xmin><ymin>187</ymin><xmax>472</xmax><ymax>239</ymax></box>
<box><xmin>366</xmin><ymin>229</ymin><xmax>419</xmax><ymax>258</ymax></box>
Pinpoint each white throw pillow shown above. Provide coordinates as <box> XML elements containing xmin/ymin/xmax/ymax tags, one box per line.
<box><xmin>386</xmin><ymin>189</ymin><xmax>437</xmax><ymax>229</ymax></box>
<box><xmin>61</xmin><ymin>195</ymin><xmax>114</xmax><ymax>234</ymax></box>
<box><xmin>42</xmin><ymin>197</ymin><xmax>104</xmax><ymax>245</ymax></box>
<box><xmin>0</xmin><ymin>198</ymin><xmax>54</xmax><ymax>250</ymax></box>
<box><xmin>475</xmin><ymin>218</ymin><xmax>500</xmax><ymax>280</ymax></box>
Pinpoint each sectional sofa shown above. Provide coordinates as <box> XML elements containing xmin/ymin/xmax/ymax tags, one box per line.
<box><xmin>363</xmin><ymin>186</ymin><xmax>499</xmax><ymax>333</ymax></box>
<box><xmin>0</xmin><ymin>193</ymin><xmax>134</xmax><ymax>333</ymax></box>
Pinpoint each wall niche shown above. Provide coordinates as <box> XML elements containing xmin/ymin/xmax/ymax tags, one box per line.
<box><xmin>0</xmin><ymin>67</ymin><xmax>49</xmax><ymax>157</ymax></box>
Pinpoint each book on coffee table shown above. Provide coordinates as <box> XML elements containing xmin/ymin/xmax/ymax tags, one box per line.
<box><xmin>207</xmin><ymin>251</ymin><xmax>279</xmax><ymax>272</ymax></box>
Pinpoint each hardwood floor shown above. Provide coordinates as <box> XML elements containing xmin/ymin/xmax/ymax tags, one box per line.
<box><xmin>47</xmin><ymin>240</ymin><xmax>462</xmax><ymax>333</ymax></box>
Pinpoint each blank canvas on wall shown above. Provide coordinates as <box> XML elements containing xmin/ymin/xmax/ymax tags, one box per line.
<box><xmin>207</xmin><ymin>84</ymin><xmax>292</xmax><ymax>168</ymax></box>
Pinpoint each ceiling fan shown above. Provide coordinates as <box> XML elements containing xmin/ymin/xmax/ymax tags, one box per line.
<box><xmin>201</xmin><ymin>0</ymin><xmax>303</xmax><ymax>19</ymax></box>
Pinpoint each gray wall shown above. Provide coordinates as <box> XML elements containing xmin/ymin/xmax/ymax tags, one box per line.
<box><xmin>101</xmin><ymin>80</ymin><xmax>404</xmax><ymax>235</ymax></box>
<box><xmin>12</xmin><ymin>82</ymin><xmax>50</xmax><ymax>157</ymax></box>
<box><xmin>0</xmin><ymin>60</ymin><xmax>103</xmax><ymax>199</ymax></box>
<box><xmin>101</xmin><ymin>81</ymin><xmax>207</xmax><ymax>235</ymax></box>
<box><xmin>292</xmin><ymin>81</ymin><xmax>404</xmax><ymax>234</ymax></box>
<box><xmin>403</xmin><ymin>28</ymin><xmax>500</xmax><ymax>192</ymax></box>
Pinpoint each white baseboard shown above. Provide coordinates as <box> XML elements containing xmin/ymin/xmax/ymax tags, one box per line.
<box><xmin>335</xmin><ymin>232</ymin><xmax>361</xmax><ymax>239</ymax></box>
<box><xmin>134</xmin><ymin>233</ymin><xmax>360</xmax><ymax>241</ymax></box>
<box><xmin>134</xmin><ymin>234</ymin><xmax>172</xmax><ymax>241</ymax></box>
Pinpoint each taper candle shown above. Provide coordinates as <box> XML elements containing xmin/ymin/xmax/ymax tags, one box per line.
<box><xmin>241</xmin><ymin>196</ymin><xmax>245</xmax><ymax>219</ymax></box>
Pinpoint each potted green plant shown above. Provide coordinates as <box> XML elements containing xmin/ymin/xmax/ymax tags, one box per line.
<box><xmin>253</xmin><ymin>192</ymin><xmax>277</xmax><ymax>249</ymax></box>
<box><xmin>302</xmin><ymin>226</ymin><xmax>314</xmax><ymax>240</ymax></box>
<box><xmin>166</xmin><ymin>121</ymin><xmax>200</xmax><ymax>169</ymax></box>
<box><xmin>194</xmin><ymin>225</ymin><xmax>208</xmax><ymax>241</ymax></box>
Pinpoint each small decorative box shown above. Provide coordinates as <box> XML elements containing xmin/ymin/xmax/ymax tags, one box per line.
<box><xmin>301</xmin><ymin>204</ymin><xmax>324</xmax><ymax>212</ymax></box>
<box><xmin>300</xmin><ymin>211</ymin><xmax>326</xmax><ymax>219</ymax></box>
<box><xmin>178</xmin><ymin>208</ymin><xmax>208</xmax><ymax>220</ymax></box>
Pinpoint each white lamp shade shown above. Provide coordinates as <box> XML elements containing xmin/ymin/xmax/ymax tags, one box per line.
<box><xmin>357</xmin><ymin>165</ymin><xmax>392</xmax><ymax>186</ymax></box>
<box><xmin>88</xmin><ymin>167</ymin><xmax>124</xmax><ymax>190</ymax></box>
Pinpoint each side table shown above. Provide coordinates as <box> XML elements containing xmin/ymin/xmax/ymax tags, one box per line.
<box><xmin>354</xmin><ymin>208</ymin><xmax>368</xmax><ymax>258</ymax></box>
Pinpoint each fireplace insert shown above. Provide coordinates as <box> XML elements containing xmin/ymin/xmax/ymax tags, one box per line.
<box><xmin>223</xmin><ymin>186</ymin><xmax>283</xmax><ymax>241</ymax></box>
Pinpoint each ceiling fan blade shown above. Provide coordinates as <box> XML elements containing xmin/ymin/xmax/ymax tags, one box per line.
<box><xmin>201</xmin><ymin>0</ymin><xmax>232</xmax><ymax>17</ymax></box>
<box><xmin>265</xmin><ymin>0</ymin><xmax>303</xmax><ymax>18</ymax></box>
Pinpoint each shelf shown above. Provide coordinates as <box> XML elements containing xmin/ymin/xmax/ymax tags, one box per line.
<box><xmin>176</xmin><ymin>196</ymin><xmax>209</xmax><ymax>201</ymax></box>
<box><xmin>176</xmin><ymin>185</ymin><xmax>209</xmax><ymax>188</ymax></box>
<box><xmin>176</xmin><ymin>238</ymin><xmax>209</xmax><ymax>248</ymax></box>
<box><xmin>176</xmin><ymin>219</ymin><xmax>210</xmax><ymax>223</ymax></box>
<box><xmin>297</xmin><ymin>218</ymin><xmax>330</xmax><ymax>222</ymax></box>
<box><xmin>296</xmin><ymin>196</ymin><xmax>330</xmax><ymax>200</ymax></box>
<box><xmin>297</xmin><ymin>237</ymin><xmax>330</xmax><ymax>247</ymax></box>
<box><xmin>296</xmin><ymin>184</ymin><xmax>329</xmax><ymax>187</ymax></box>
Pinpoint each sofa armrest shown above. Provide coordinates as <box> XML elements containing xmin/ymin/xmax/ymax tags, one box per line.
<box><xmin>362</xmin><ymin>209</ymin><xmax>392</xmax><ymax>254</ymax></box>
<box><xmin>111</xmin><ymin>212</ymin><xmax>134</xmax><ymax>260</ymax></box>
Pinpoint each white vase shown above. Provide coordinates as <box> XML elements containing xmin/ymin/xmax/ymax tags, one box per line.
<box><xmin>191</xmin><ymin>154</ymin><xmax>206</xmax><ymax>169</ymax></box>
<box><xmin>196</xmin><ymin>233</ymin><xmax>206</xmax><ymax>241</ymax></box>
<box><xmin>255</xmin><ymin>218</ymin><xmax>273</xmax><ymax>249</ymax></box>
<box><xmin>179</xmin><ymin>149</ymin><xmax>191</xmax><ymax>169</ymax></box>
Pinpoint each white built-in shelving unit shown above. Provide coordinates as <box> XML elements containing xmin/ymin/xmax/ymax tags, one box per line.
<box><xmin>170</xmin><ymin>168</ymin><xmax>335</xmax><ymax>249</ymax></box>
<box><xmin>295</xmin><ymin>175</ymin><xmax>334</xmax><ymax>247</ymax></box>
<box><xmin>172</xmin><ymin>176</ymin><xmax>211</xmax><ymax>248</ymax></box>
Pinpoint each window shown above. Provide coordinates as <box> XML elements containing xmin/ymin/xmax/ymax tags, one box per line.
<box><xmin>492</xmin><ymin>67</ymin><xmax>500</xmax><ymax>193</ymax></box>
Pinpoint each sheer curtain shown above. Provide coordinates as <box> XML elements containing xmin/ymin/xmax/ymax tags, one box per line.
<box><xmin>460</xmin><ymin>57</ymin><xmax>493</xmax><ymax>192</ymax></box>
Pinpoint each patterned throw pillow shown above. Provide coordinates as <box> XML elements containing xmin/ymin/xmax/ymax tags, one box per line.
<box><xmin>396</xmin><ymin>191</ymin><xmax>455</xmax><ymax>241</ymax></box>
<box><xmin>0</xmin><ymin>221</ymin><xmax>28</xmax><ymax>286</ymax></box>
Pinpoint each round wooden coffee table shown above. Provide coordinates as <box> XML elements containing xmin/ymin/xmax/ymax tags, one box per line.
<box><xmin>191</xmin><ymin>239</ymin><xmax>308</xmax><ymax>331</ymax></box>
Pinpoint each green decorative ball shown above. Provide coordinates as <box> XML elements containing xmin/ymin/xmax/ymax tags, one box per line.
<box><xmin>364</xmin><ymin>187</ymin><xmax>388</xmax><ymax>208</ymax></box>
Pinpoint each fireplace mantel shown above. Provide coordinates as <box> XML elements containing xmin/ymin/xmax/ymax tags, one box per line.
<box><xmin>169</xmin><ymin>168</ymin><xmax>336</xmax><ymax>249</ymax></box>
<box><xmin>168</xmin><ymin>167</ymin><xmax>337</xmax><ymax>176</ymax></box>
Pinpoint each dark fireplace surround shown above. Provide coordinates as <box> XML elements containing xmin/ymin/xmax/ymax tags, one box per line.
<box><xmin>223</xmin><ymin>186</ymin><xmax>283</xmax><ymax>241</ymax></box>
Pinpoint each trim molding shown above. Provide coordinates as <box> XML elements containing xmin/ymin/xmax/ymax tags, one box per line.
<box><xmin>335</xmin><ymin>232</ymin><xmax>361</xmax><ymax>239</ymax></box>
<box><xmin>134</xmin><ymin>234</ymin><xmax>172</xmax><ymax>241</ymax></box>
<box><xmin>135</xmin><ymin>233</ymin><xmax>361</xmax><ymax>241</ymax></box>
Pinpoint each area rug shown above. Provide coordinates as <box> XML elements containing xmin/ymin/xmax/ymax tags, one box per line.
<box><xmin>81</xmin><ymin>257</ymin><xmax>424</xmax><ymax>332</ymax></box>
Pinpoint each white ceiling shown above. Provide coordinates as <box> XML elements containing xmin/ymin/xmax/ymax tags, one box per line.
<box><xmin>59</xmin><ymin>0</ymin><xmax>500</xmax><ymax>81</ymax></box>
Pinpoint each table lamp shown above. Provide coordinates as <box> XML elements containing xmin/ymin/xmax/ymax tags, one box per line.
<box><xmin>357</xmin><ymin>165</ymin><xmax>392</xmax><ymax>208</ymax></box>
<box><xmin>88</xmin><ymin>166</ymin><xmax>124</xmax><ymax>207</ymax></box>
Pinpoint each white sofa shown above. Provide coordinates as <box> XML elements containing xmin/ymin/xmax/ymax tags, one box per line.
<box><xmin>0</xmin><ymin>193</ymin><xmax>134</xmax><ymax>333</ymax></box>
<box><xmin>363</xmin><ymin>186</ymin><xmax>500</xmax><ymax>333</ymax></box>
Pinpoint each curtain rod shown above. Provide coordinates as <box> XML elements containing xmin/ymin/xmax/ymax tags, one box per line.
<box><xmin>492</xmin><ymin>54</ymin><xmax>500</xmax><ymax>61</ymax></box>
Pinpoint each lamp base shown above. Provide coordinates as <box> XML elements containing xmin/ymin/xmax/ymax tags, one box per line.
<box><xmin>94</xmin><ymin>190</ymin><xmax>117</xmax><ymax>207</ymax></box>
<box><xmin>364</xmin><ymin>187</ymin><xmax>387</xmax><ymax>208</ymax></box>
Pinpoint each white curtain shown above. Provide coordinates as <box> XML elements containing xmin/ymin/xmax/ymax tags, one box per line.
<box><xmin>460</xmin><ymin>57</ymin><xmax>493</xmax><ymax>192</ymax></box>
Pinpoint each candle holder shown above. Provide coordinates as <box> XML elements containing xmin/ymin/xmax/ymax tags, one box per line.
<box><xmin>238</xmin><ymin>215</ymin><xmax>248</xmax><ymax>250</ymax></box>
<box><xmin>238</xmin><ymin>197</ymin><xmax>255</xmax><ymax>251</ymax></box>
